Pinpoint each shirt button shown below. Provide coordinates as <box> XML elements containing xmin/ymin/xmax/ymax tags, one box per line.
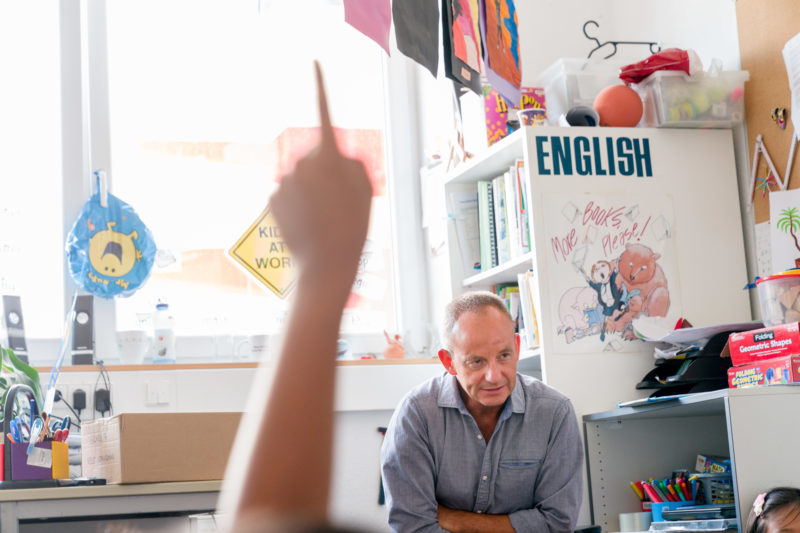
<box><xmin>477</xmin><ymin>434</ymin><xmax>482</xmax><ymax>439</ymax></box>
<box><xmin>482</xmin><ymin>475</ymin><xmax>488</xmax><ymax>481</ymax></box>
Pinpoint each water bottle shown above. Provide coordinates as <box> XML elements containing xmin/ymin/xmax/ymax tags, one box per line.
<box><xmin>153</xmin><ymin>302</ymin><xmax>176</xmax><ymax>363</ymax></box>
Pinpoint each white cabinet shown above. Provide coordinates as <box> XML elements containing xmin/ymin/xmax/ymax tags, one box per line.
<box><xmin>583</xmin><ymin>385</ymin><xmax>800</xmax><ymax>533</ymax></box>
<box><xmin>428</xmin><ymin>126</ymin><xmax>751</xmax><ymax>419</ymax></box>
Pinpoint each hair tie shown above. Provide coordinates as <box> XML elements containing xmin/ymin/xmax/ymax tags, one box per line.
<box><xmin>754</xmin><ymin>492</ymin><xmax>767</xmax><ymax>516</ymax></box>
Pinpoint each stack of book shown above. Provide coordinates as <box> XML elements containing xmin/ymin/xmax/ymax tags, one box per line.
<box><xmin>493</xmin><ymin>273</ymin><xmax>540</xmax><ymax>351</ymax></box>
<box><xmin>476</xmin><ymin>159</ymin><xmax>531</xmax><ymax>271</ymax></box>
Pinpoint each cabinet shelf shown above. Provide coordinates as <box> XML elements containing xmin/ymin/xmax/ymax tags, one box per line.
<box><xmin>443</xmin><ymin>128</ymin><xmax>525</xmax><ymax>186</ymax></box>
<box><xmin>583</xmin><ymin>385</ymin><xmax>800</xmax><ymax>533</ymax></box>
<box><xmin>461</xmin><ymin>252</ymin><xmax>534</xmax><ymax>288</ymax></box>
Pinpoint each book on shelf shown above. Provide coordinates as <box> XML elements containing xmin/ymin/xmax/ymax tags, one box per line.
<box><xmin>517</xmin><ymin>270</ymin><xmax>540</xmax><ymax>349</ymax></box>
<box><xmin>515</xmin><ymin>159</ymin><xmax>531</xmax><ymax>254</ymax></box>
<box><xmin>448</xmin><ymin>190</ymin><xmax>481</xmax><ymax>274</ymax></box>
<box><xmin>503</xmin><ymin>170</ymin><xmax>522</xmax><ymax>259</ymax></box>
<box><xmin>492</xmin><ymin>175</ymin><xmax>511</xmax><ymax>265</ymax></box>
<box><xmin>477</xmin><ymin>180</ymin><xmax>498</xmax><ymax>271</ymax></box>
<box><xmin>494</xmin><ymin>283</ymin><xmax>521</xmax><ymax>326</ymax></box>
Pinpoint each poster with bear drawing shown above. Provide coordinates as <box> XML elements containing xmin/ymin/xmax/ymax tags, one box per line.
<box><xmin>544</xmin><ymin>192</ymin><xmax>682</xmax><ymax>353</ymax></box>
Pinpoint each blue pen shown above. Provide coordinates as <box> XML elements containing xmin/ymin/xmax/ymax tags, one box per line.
<box><xmin>691</xmin><ymin>479</ymin><xmax>697</xmax><ymax>500</ymax></box>
<box><xmin>14</xmin><ymin>418</ymin><xmax>24</xmax><ymax>442</ymax></box>
<box><xmin>29</xmin><ymin>398</ymin><xmax>35</xmax><ymax>428</ymax></box>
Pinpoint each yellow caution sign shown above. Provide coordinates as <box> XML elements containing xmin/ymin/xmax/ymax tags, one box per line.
<box><xmin>228</xmin><ymin>205</ymin><xmax>296</xmax><ymax>298</ymax></box>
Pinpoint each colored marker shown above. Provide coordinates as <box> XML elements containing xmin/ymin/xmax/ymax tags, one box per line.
<box><xmin>679</xmin><ymin>479</ymin><xmax>691</xmax><ymax>501</ymax></box>
<box><xmin>630</xmin><ymin>481</ymin><xmax>644</xmax><ymax>500</ymax></box>
<box><xmin>650</xmin><ymin>479</ymin><xmax>672</xmax><ymax>502</ymax></box>
<box><xmin>670</xmin><ymin>481</ymin><xmax>685</xmax><ymax>501</ymax></box>
<box><xmin>642</xmin><ymin>482</ymin><xmax>663</xmax><ymax>503</ymax></box>
<box><xmin>659</xmin><ymin>480</ymin><xmax>675</xmax><ymax>502</ymax></box>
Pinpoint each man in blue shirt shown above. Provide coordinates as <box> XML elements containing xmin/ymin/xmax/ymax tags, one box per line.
<box><xmin>381</xmin><ymin>291</ymin><xmax>583</xmax><ymax>532</ymax></box>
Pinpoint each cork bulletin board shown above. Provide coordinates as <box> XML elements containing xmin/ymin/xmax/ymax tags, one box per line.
<box><xmin>736</xmin><ymin>0</ymin><xmax>800</xmax><ymax>224</ymax></box>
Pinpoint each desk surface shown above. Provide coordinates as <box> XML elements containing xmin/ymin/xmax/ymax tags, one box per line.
<box><xmin>0</xmin><ymin>479</ymin><xmax>221</xmax><ymax>502</ymax></box>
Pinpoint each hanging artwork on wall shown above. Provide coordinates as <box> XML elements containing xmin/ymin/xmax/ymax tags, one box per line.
<box><xmin>392</xmin><ymin>0</ymin><xmax>439</xmax><ymax>77</ymax></box>
<box><xmin>480</xmin><ymin>0</ymin><xmax>521</xmax><ymax>102</ymax></box>
<box><xmin>769</xmin><ymin>189</ymin><xmax>800</xmax><ymax>271</ymax></box>
<box><xmin>442</xmin><ymin>0</ymin><xmax>482</xmax><ymax>94</ymax></box>
<box><xmin>543</xmin><ymin>193</ymin><xmax>681</xmax><ymax>352</ymax></box>
<box><xmin>343</xmin><ymin>0</ymin><xmax>391</xmax><ymax>55</ymax></box>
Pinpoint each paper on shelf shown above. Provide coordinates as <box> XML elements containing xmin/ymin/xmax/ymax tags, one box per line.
<box><xmin>632</xmin><ymin>317</ymin><xmax>763</xmax><ymax>345</ymax></box>
<box><xmin>783</xmin><ymin>31</ymin><xmax>800</xmax><ymax>135</ymax></box>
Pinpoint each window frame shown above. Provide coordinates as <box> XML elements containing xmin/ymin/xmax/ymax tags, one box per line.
<box><xmin>42</xmin><ymin>0</ymin><xmax>431</xmax><ymax>363</ymax></box>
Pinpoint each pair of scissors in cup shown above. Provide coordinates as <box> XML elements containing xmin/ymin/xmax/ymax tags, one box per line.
<box><xmin>27</xmin><ymin>417</ymin><xmax>44</xmax><ymax>454</ymax></box>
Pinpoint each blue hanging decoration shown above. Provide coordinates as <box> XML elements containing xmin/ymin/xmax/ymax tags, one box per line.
<box><xmin>65</xmin><ymin>170</ymin><xmax>157</xmax><ymax>298</ymax></box>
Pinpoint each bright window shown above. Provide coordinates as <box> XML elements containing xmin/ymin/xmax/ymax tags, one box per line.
<box><xmin>105</xmin><ymin>1</ymin><xmax>396</xmax><ymax>344</ymax></box>
<box><xmin>0</xmin><ymin>3</ymin><xmax>63</xmax><ymax>338</ymax></box>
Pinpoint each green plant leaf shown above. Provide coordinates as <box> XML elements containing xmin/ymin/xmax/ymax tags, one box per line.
<box><xmin>0</xmin><ymin>346</ymin><xmax>43</xmax><ymax>416</ymax></box>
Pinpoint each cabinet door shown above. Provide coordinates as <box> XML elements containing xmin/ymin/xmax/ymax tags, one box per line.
<box><xmin>525</xmin><ymin>127</ymin><xmax>750</xmax><ymax>418</ymax></box>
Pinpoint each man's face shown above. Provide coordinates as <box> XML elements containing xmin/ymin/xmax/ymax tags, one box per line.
<box><xmin>438</xmin><ymin>306</ymin><xmax>520</xmax><ymax>414</ymax></box>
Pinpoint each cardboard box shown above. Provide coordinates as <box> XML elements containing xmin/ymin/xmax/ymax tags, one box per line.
<box><xmin>726</xmin><ymin>322</ymin><xmax>800</xmax><ymax>366</ymax></box>
<box><xmin>695</xmin><ymin>453</ymin><xmax>731</xmax><ymax>473</ymax></box>
<box><xmin>82</xmin><ymin>412</ymin><xmax>242</xmax><ymax>484</ymax></box>
<box><xmin>727</xmin><ymin>355</ymin><xmax>800</xmax><ymax>388</ymax></box>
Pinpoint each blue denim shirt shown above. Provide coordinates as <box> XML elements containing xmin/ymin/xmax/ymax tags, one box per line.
<box><xmin>380</xmin><ymin>373</ymin><xmax>583</xmax><ymax>533</ymax></box>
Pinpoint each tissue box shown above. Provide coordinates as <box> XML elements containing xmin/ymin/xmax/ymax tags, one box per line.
<box><xmin>81</xmin><ymin>412</ymin><xmax>241</xmax><ymax>484</ymax></box>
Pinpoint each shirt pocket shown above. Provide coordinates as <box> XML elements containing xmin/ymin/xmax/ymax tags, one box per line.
<box><xmin>494</xmin><ymin>459</ymin><xmax>542</xmax><ymax>511</ymax></box>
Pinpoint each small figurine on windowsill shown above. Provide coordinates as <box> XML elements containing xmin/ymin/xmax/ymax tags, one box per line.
<box><xmin>383</xmin><ymin>330</ymin><xmax>405</xmax><ymax>359</ymax></box>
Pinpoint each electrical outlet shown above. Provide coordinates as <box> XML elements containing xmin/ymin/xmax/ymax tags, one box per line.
<box><xmin>52</xmin><ymin>385</ymin><xmax>71</xmax><ymax>418</ymax></box>
<box><xmin>72</xmin><ymin>386</ymin><xmax>93</xmax><ymax>417</ymax></box>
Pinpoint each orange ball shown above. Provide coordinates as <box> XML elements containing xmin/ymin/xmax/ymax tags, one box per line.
<box><xmin>593</xmin><ymin>85</ymin><xmax>643</xmax><ymax>127</ymax></box>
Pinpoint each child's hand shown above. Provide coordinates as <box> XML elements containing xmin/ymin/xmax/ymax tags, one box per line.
<box><xmin>270</xmin><ymin>61</ymin><xmax>372</xmax><ymax>283</ymax></box>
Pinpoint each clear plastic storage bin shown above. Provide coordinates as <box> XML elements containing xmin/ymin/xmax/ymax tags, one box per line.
<box><xmin>636</xmin><ymin>70</ymin><xmax>749</xmax><ymax>128</ymax></box>
<box><xmin>536</xmin><ymin>58</ymin><xmax>625</xmax><ymax>125</ymax></box>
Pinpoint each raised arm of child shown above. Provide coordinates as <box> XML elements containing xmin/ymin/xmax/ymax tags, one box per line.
<box><xmin>218</xmin><ymin>61</ymin><xmax>372</xmax><ymax>531</ymax></box>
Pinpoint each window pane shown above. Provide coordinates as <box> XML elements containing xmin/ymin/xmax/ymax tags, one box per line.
<box><xmin>107</xmin><ymin>0</ymin><xmax>395</xmax><ymax>341</ymax></box>
<box><xmin>0</xmin><ymin>3</ymin><xmax>63</xmax><ymax>338</ymax></box>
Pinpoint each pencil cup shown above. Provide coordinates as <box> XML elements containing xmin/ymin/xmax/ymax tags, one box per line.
<box><xmin>8</xmin><ymin>441</ymin><xmax>68</xmax><ymax>480</ymax></box>
<box><xmin>619</xmin><ymin>511</ymin><xmax>651</xmax><ymax>531</ymax></box>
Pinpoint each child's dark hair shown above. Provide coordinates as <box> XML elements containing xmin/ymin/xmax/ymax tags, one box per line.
<box><xmin>745</xmin><ymin>487</ymin><xmax>800</xmax><ymax>533</ymax></box>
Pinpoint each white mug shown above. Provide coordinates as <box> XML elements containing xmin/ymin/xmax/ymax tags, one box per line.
<box><xmin>619</xmin><ymin>511</ymin><xmax>652</xmax><ymax>532</ymax></box>
<box><xmin>235</xmin><ymin>334</ymin><xmax>270</xmax><ymax>361</ymax></box>
<box><xmin>116</xmin><ymin>330</ymin><xmax>151</xmax><ymax>364</ymax></box>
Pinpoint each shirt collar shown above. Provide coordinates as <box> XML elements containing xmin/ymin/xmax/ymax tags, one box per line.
<box><xmin>438</xmin><ymin>373</ymin><xmax>526</xmax><ymax>416</ymax></box>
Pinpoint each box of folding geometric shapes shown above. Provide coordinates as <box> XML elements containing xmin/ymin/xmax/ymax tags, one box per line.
<box><xmin>727</xmin><ymin>354</ymin><xmax>800</xmax><ymax>389</ymax></box>
<box><xmin>726</xmin><ymin>322</ymin><xmax>800</xmax><ymax>366</ymax></box>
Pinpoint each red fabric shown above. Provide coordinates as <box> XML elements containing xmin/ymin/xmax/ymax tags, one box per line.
<box><xmin>620</xmin><ymin>48</ymin><xmax>691</xmax><ymax>84</ymax></box>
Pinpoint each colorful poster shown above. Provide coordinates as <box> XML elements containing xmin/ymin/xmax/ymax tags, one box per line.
<box><xmin>343</xmin><ymin>0</ymin><xmax>391</xmax><ymax>55</ymax></box>
<box><xmin>480</xmin><ymin>0</ymin><xmax>521</xmax><ymax>103</ymax></box>
<box><xmin>442</xmin><ymin>0</ymin><xmax>482</xmax><ymax>94</ymax></box>
<box><xmin>543</xmin><ymin>193</ymin><xmax>681</xmax><ymax>352</ymax></box>
<box><xmin>393</xmin><ymin>0</ymin><xmax>440</xmax><ymax>77</ymax></box>
<box><xmin>769</xmin><ymin>189</ymin><xmax>800</xmax><ymax>272</ymax></box>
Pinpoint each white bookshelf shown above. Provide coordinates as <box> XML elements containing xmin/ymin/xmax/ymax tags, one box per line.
<box><xmin>583</xmin><ymin>385</ymin><xmax>800</xmax><ymax>533</ymax></box>
<box><xmin>462</xmin><ymin>251</ymin><xmax>534</xmax><ymax>288</ymax></box>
